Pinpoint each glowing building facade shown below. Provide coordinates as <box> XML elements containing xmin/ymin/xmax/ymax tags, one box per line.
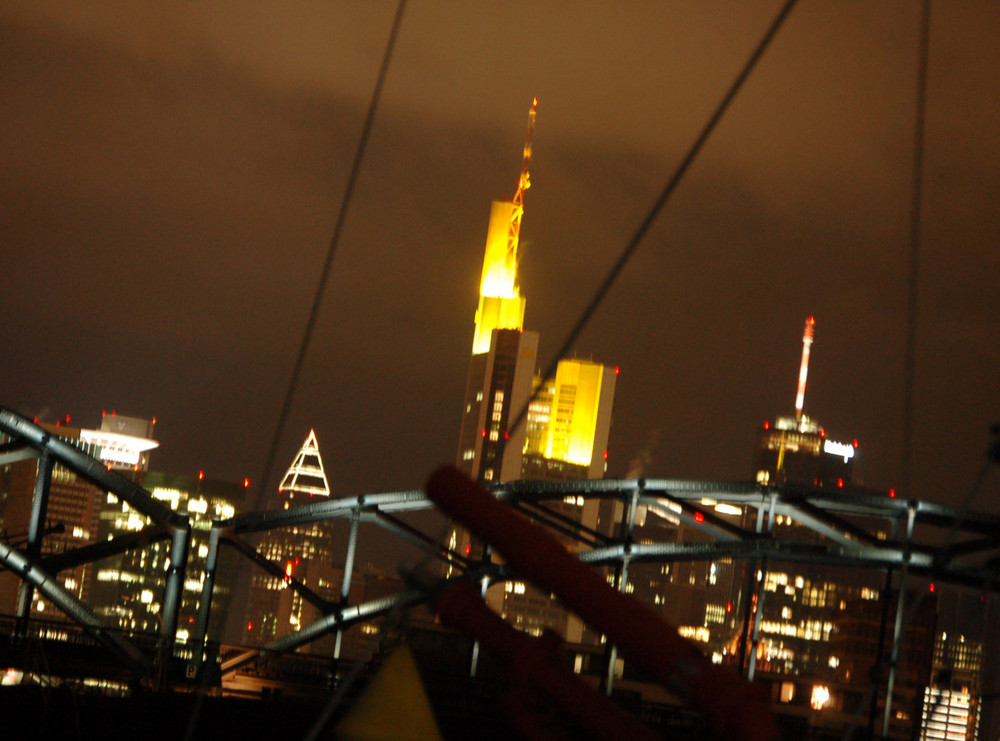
<box><xmin>522</xmin><ymin>359</ymin><xmax>617</xmax><ymax>481</ymax></box>
<box><xmin>0</xmin><ymin>413</ymin><xmax>158</xmax><ymax>620</ymax></box>
<box><xmin>753</xmin><ymin>318</ymin><xmax>858</xmax><ymax>489</ymax></box>
<box><xmin>452</xmin><ymin>102</ymin><xmax>620</xmax><ymax>643</ymax></box>
<box><xmin>243</xmin><ymin>430</ymin><xmax>335</xmax><ymax>647</ymax></box>
<box><xmin>91</xmin><ymin>471</ymin><xmax>245</xmax><ymax>642</ymax></box>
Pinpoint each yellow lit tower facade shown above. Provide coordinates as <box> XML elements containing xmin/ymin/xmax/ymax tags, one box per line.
<box><xmin>453</xmin><ymin>101</ymin><xmax>620</xmax><ymax>643</ymax></box>
<box><xmin>456</xmin><ymin>99</ymin><xmax>540</xmax><ymax>485</ymax></box>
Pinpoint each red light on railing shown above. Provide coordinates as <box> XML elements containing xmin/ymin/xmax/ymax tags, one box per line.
<box><xmin>694</xmin><ymin>512</ymin><xmax>704</xmax><ymax>523</ymax></box>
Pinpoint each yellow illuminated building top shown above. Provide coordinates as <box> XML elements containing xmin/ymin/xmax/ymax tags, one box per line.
<box><xmin>526</xmin><ymin>359</ymin><xmax>608</xmax><ymax>467</ymax></box>
<box><xmin>472</xmin><ymin>201</ymin><xmax>526</xmax><ymax>354</ymax></box>
<box><xmin>471</xmin><ymin>99</ymin><xmax>536</xmax><ymax>355</ymax></box>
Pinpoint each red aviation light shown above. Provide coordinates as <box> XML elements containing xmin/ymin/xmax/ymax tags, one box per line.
<box><xmin>694</xmin><ymin>512</ymin><xmax>705</xmax><ymax>523</ymax></box>
<box><xmin>853</xmin><ymin>439</ymin><xmax>859</xmax><ymax>448</ymax></box>
<box><xmin>837</xmin><ymin>478</ymin><xmax>844</xmax><ymax>488</ymax></box>
<box><xmin>820</xmin><ymin>428</ymin><xmax>826</xmax><ymax>438</ymax></box>
<box><xmin>464</xmin><ymin>544</ymin><xmax>472</xmax><ymax>556</ymax></box>
<box><xmin>929</xmin><ymin>583</ymin><xmax>935</xmax><ymax>593</ymax></box>
<box><xmin>152</xmin><ymin>417</ymin><xmax>157</xmax><ymax>426</ymax></box>
<box><xmin>764</xmin><ymin>420</ymin><xmax>770</xmax><ymax>430</ymax></box>
<box><xmin>504</xmin><ymin>431</ymin><xmax>509</xmax><ymax>440</ymax></box>
<box><xmin>603</xmin><ymin>450</ymin><xmax>608</xmax><ymax>460</ymax></box>
<box><xmin>198</xmin><ymin>470</ymin><xmax>205</xmax><ymax>481</ymax></box>
<box><xmin>243</xmin><ymin>478</ymin><xmax>250</xmax><ymax>488</ymax></box>
<box><xmin>615</xmin><ymin>366</ymin><xmax>620</xmax><ymax>375</ymax></box>
<box><xmin>726</xmin><ymin>602</ymin><xmax>732</xmax><ymax>613</ymax></box>
<box><xmin>247</xmin><ymin>621</ymin><xmax>253</xmax><ymax>631</ymax></box>
<box><xmin>102</xmin><ymin>410</ymin><xmax>106</xmax><ymax>418</ymax></box>
<box><xmin>482</xmin><ymin>428</ymin><xmax>487</xmax><ymax>438</ymax></box>
<box><xmin>65</xmin><ymin>414</ymin><xmax>71</xmax><ymax>424</ymax></box>
<box><xmin>889</xmin><ymin>488</ymin><xmax>896</xmax><ymax>498</ymax></box>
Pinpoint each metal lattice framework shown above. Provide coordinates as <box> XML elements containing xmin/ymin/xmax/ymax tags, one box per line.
<box><xmin>3</xmin><ymin>405</ymin><xmax>999</xmax><ymax>699</ymax></box>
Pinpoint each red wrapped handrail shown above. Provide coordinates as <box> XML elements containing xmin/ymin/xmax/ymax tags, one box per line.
<box><xmin>426</xmin><ymin>465</ymin><xmax>777</xmax><ymax>741</ymax></box>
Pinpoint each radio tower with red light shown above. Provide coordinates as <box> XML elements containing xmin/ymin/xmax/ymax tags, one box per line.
<box><xmin>753</xmin><ymin>316</ymin><xmax>858</xmax><ymax>489</ymax></box>
<box><xmin>794</xmin><ymin>316</ymin><xmax>816</xmax><ymax>423</ymax></box>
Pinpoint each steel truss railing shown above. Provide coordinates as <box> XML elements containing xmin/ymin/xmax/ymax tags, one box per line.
<box><xmin>4</xmin><ymin>405</ymin><xmax>999</xmax><ymax>698</ymax></box>
<box><xmin>0</xmin><ymin>408</ymin><xmax>191</xmax><ymax>684</ymax></box>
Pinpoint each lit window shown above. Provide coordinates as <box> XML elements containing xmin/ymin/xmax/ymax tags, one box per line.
<box><xmin>810</xmin><ymin>685</ymin><xmax>831</xmax><ymax>710</ymax></box>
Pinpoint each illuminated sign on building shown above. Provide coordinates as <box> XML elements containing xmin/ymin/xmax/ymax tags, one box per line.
<box><xmin>822</xmin><ymin>439</ymin><xmax>856</xmax><ymax>463</ymax></box>
<box><xmin>79</xmin><ymin>429</ymin><xmax>159</xmax><ymax>466</ymax></box>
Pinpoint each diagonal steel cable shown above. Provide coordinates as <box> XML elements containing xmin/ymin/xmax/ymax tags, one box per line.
<box><xmin>253</xmin><ymin>0</ymin><xmax>408</xmax><ymax>513</ymax></box>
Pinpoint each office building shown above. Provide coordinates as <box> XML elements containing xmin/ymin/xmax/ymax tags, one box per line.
<box><xmin>0</xmin><ymin>413</ymin><xmax>157</xmax><ymax>620</ymax></box>
<box><xmin>753</xmin><ymin>318</ymin><xmax>858</xmax><ymax>489</ymax></box>
<box><xmin>91</xmin><ymin>471</ymin><xmax>245</xmax><ymax>642</ymax></box>
<box><xmin>243</xmin><ymin>430</ymin><xmax>334</xmax><ymax>646</ymax></box>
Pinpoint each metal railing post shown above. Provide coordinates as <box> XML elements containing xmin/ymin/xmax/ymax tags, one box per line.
<box><xmin>604</xmin><ymin>485</ymin><xmax>640</xmax><ymax>695</ymax></box>
<box><xmin>15</xmin><ymin>451</ymin><xmax>54</xmax><ymax>635</ymax></box>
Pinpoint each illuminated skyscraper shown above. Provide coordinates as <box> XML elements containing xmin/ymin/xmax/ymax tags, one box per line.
<box><xmin>753</xmin><ymin>317</ymin><xmax>858</xmax><ymax>488</ymax></box>
<box><xmin>457</xmin><ymin>100</ymin><xmax>538</xmax><ymax>485</ymax></box>
<box><xmin>91</xmin><ymin>471</ymin><xmax>245</xmax><ymax>642</ymax></box>
<box><xmin>0</xmin><ymin>413</ymin><xmax>157</xmax><ymax>620</ymax></box>
<box><xmin>243</xmin><ymin>430</ymin><xmax>335</xmax><ymax>646</ymax></box>
<box><xmin>522</xmin><ymin>359</ymin><xmax>617</xmax><ymax>481</ymax></box>
<box><xmin>451</xmin><ymin>102</ymin><xmax>624</xmax><ymax>643</ymax></box>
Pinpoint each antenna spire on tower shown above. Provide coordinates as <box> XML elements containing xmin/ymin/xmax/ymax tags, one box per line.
<box><xmin>794</xmin><ymin>316</ymin><xmax>815</xmax><ymax>421</ymax></box>
<box><xmin>507</xmin><ymin>98</ymin><xmax>538</xmax><ymax>266</ymax></box>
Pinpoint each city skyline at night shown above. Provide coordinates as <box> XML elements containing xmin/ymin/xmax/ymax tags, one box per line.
<box><xmin>2</xmin><ymin>2</ymin><xmax>999</xmax><ymax>523</ymax></box>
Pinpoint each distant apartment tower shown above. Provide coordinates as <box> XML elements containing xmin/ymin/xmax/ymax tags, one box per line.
<box><xmin>243</xmin><ymin>430</ymin><xmax>335</xmax><ymax>646</ymax></box>
<box><xmin>0</xmin><ymin>412</ymin><xmax>157</xmax><ymax>619</ymax></box>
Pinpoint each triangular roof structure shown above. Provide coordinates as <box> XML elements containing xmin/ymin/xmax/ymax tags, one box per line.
<box><xmin>278</xmin><ymin>429</ymin><xmax>331</xmax><ymax>498</ymax></box>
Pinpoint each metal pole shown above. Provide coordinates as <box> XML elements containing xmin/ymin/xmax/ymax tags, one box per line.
<box><xmin>869</xmin><ymin>514</ymin><xmax>902</xmax><ymax>733</ymax></box>
<box><xmin>747</xmin><ymin>493</ymin><xmax>777</xmax><ymax>682</ymax></box>
<box><xmin>159</xmin><ymin>515</ymin><xmax>191</xmax><ymax>687</ymax></box>
<box><xmin>882</xmin><ymin>503</ymin><xmax>916</xmax><ymax>737</ymax></box>
<box><xmin>194</xmin><ymin>524</ymin><xmax>222</xmax><ymax>651</ymax></box>
<box><xmin>738</xmin><ymin>495</ymin><xmax>768</xmax><ymax>676</ymax></box>
<box><xmin>15</xmin><ymin>451</ymin><xmax>54</xmax><ymax>635</ymax></box>
<box><xmin>334</xmin><ymin>508</ymin><xmax>361</xmax><ymax>660</ymax></box>
<box><xmin>604</xmin><ymin>487</ymin><xmax>640</xmax><ymax>696</ymax></box>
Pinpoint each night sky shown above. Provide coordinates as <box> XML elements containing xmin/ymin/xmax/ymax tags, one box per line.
<box><xmin>3</xmin><ymin>2</ymin><xmax>999</xmax><ymax>513</ymax></box>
